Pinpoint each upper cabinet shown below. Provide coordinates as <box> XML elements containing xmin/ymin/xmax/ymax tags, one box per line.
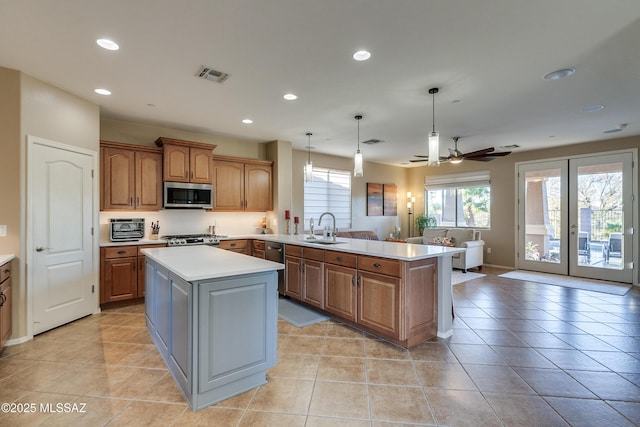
<box><xmin>212</xmin><ymin>156</ymin><xmax>273</xmax><ymax>211</ymax></box>
<box><xmin>101</xmin><ymin>141</ymin><xmax>163</xmax><ymax>211</ymax></box>
<box><xmin>155</xmin><ymin>137</ymin><xmax>216</xmax><ymax>184</ymax></box>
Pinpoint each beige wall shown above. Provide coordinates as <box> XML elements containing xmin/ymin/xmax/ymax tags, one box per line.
<box><xmin>292</xmin><ymin>150</ymin><xmax>408</xmax><ymax>239</ymax></box>
<box><xmin>408</xmin><ymin>135</ymin><xmax>640</xmax><ymax>270</ymax></box>
<box><xmin>101</xmin><ymin>118</ymin><xmax>266</xmax><ymax>159</ymax></box>
<box><xmin>0</xmin><ymin>68</ymin><xmax>100</xmax><ymax>341</ymax></box>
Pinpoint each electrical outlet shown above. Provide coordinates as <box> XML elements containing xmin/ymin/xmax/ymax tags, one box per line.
<box><xmin>0</xmin><ymin>225</ymin><xmax>6</xmax><ymax>237</ymax></box>
<box><xmin>486</xmin><ymin>247</ymin><xmax>492</xmax><ymax>254</ymax></box>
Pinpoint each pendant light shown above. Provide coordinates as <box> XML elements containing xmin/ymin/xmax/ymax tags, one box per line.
<box><xmin>428</xmin><ymin>87</ymin><xmax>440</xmax><ymax>166</ymax></box>
<box><xmin>304</xmin><ymin>132</ymin><xmax>313</xmax><ymax>183</ymax></box>
<box><xmin>354</xmin><ymin>115</ymin><xmax>363</xmax><ymax>177</ymax></box>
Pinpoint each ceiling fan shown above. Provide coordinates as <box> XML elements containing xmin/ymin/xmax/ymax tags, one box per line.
<box><xmin>410</xmin><ymin>137</ymin><xmax>511</xmax><ymax>163</ymax></box>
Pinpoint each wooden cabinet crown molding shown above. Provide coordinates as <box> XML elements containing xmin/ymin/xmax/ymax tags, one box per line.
<box><xmin>154</xmin><ymin>137</ymin><xmax>217</xmax><ymax>151</ymax></box>
<box><xmin>211</xmin><ymin>154</ymin><xmax>273</xmax><ymax>166</ymax></box>
<box><xmin>100</xmin><ymin>140</ymin><xmax>162</xmax><ymax>154</ymax></box>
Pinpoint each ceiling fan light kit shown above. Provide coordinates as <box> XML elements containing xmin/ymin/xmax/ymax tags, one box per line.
<box><xmin>354</xmin><ymin>115</ymin><xmax>364</xmax><ymax>177</ymax></box>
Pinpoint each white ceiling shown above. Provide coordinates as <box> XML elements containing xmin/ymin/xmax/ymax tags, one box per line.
<box><xmin>1</xmin><ymin>0</ymin><xmax>639</xmax><ymax>167</ymax></box>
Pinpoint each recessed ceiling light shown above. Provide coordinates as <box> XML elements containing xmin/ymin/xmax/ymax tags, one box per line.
<box><xmin>283</xmin><ymin>93</ymin><xmax>298</xmax><ymax>101</ymax></box>
<box><xmin>581</xmin><ymin>104</ymin><xmax>605</xmax><ymax>113</ymax></box>
<box><xmin>242</xmin><ymin>119</ymin><xmax>253</xmax><ymax>124</ymax></box>
<box><xmin>353</xmin><ymin>50</ymin><xmax>371</xmax><ymax>61</ymax></box>
<box><xmin>543</xmin><ymin>68</ymin><xmax>576</xmax><ymax>80</ymax></box>
<box><xmin>94</xmin><ymin>88</ymin><xmax>111</xmax><ymax>95</ymax></box>
<box><xmin>96</xmin><ymin>38</ymin><xmax>119</xmax><ymax>51</ymax></box>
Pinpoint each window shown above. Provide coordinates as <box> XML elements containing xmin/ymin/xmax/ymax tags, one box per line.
<box><xmin>425</xmin><ymin>171</ymin><xmax>491</xmax><ymax>228</ymax></box>
<box><xmin>304</xmin><ymin>167</ymin><xmax>351</xmax><ymax>230</ymax></box>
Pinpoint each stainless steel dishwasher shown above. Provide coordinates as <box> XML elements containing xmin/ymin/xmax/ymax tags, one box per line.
<box><xmin>264</xmin><ymin>241</ymin><xmax>285</xmax><ymax>295</ymax></box>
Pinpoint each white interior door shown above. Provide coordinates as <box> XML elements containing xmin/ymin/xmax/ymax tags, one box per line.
<box><xmin>29</xmin><ymin>136</ymin><xmax>97</xmax><ymax>335</ymax></box>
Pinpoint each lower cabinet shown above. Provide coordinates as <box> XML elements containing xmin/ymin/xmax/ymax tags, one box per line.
<box><xmin>100</xmin><ymin>244</ymin><xmax>165</xmax><ymax>304</ymax></box>
<box><xmin>219</xmin><ymin>239</ymin><xmax>250</xmax><ymax>255</ymax></box>
<box><xmin>252</xmin><ymin>240</ymin><xmax>265</xmax><ymax>258</ymax></box>
<box><xmin>0</xmin><ymin>259</ymin><xmax>12</xmax><ymax>351</ymax></box>
<box><xmin>285</xmin><ymin>244</ymin><xmax>438</xmax><ymax>347</ymax></box>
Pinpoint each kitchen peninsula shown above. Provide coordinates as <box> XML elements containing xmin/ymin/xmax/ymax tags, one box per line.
<box><xmin>142</xmin><ymin>245</ymin><xmax>283</xmax><ymax>411</ymax></box>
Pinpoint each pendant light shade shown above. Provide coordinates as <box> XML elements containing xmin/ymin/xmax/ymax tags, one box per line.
<box><xmin>304</xmin><ymin>132</ymin><xmax>313</xmax><ymax>183</ymax></box>
<box><xmin>427</xmin><ymin>88</ymin><xmax>440</xmax><ymax>167</ymax></box>
<box><xmin>354</xmin><ymin>115</ymin><xmax>363</xmax><ymax>177</ymax></box>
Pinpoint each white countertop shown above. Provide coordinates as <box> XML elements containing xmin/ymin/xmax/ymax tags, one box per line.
<box><xmin>250</xmin><ymin>234</ymin><xmax>465</xmax><ymax>261</ymax></box>
<box><xmin>0</xmin><ymin>254</ymin><xmax>15</xmax><ymax>265</ymax></box>
<box><xmin>141</xmin><ymin>245</ymin><xmax>284</xmax><ymax>282</ymax></box>
<box><xmin>100</xmin><ymin>239</ymin><xmax>168</xmax><ymax>247</ymax></box>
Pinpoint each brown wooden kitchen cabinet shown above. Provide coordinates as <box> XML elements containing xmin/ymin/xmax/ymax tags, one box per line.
<box><xmin>101</xmin><ymin>141</ymin><xmax>163</xmax><ymax>211</ymax></box>
<box><xmin>212</xmin><ymin>156</ymin><xmax>273</xmax><ymax>211</ymax></box>
<box><xmin>284</xmin><ymin>245</ymin><xmax>303</xmax><ymax>299</ymax></box>
<box><xmin>324</xmin><ymin>252</ymin><xmax>358</xmax><ymax>322</ymax></box>
<box><xmin>252</xmin><ymin>240</ymin><xmax>265</xmax><ymax>259</ymax></box>
<box><xmin>155</xmin><ymin>137</ymin><xmax>215</xmax><ymax>184</ymax></box>
<box><xmin>218</xmin><ymin>239</ymin><xmax>250</xmax><ymax>255</ymax></box>
<box><xmin>100</xmin><ymin>244</ymin><xmax>164</xmax><ymax>304</ymax></box>
<box><xmin>0</xmin><ymin>259</ymin><xmax>12</xmax><ymax>351</ymax></box>
<box><xmin>283</xmin><ymin>245</ymin><xmax>324</xmax><ymax>310</ymax></box>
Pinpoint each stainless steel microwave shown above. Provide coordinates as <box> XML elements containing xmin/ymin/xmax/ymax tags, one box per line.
<box><xmin>164</xmin><ymin>182</ymin><xmax>213</xmax><ymax>209</ymax></box>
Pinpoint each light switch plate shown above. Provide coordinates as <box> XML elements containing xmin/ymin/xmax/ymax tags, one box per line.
<box><xmin>0</xmin><ymin>225</ymin><xmax>6</xmax><ymax>237</ymax></box>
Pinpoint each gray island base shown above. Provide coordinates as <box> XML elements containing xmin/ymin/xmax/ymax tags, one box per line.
<box><xmin>143</xmin><ymin>246</ymin><xmax>283</xmax><ymax>411</ymax></box>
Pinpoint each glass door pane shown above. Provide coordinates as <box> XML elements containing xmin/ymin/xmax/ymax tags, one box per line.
<box><xmin>569</xmin><ymin>153</ymin><xmax>633</xmax><ymax>283</ymax></box>
<box><xmin>517</xmin><ymin>161</ymin><xmax>568</xmax><ymax>274</ymax></box>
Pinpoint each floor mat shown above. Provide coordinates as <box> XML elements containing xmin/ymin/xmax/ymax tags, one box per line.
<box><xmin>452</xmin><ymin>270</ymin><xmax>486</xmax><ymax>285</ymax></box>
<box><xmin>278</xmin><ymin>298</ymin><xmax>329</xmax><ymax>327</ymax></box>
<box><xmin>498</xmin><ymin>271</ymin><xmax>631</xmax><ymax>295</ymax></box>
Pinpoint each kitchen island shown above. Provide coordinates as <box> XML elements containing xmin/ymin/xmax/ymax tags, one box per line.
<box><xmin>142</xmin><ymin>245</ymin><xmax>283</xmax><ymax>411</ymax></box>
<box><xmin>249</xmin><ymin>234</ymin><xmax>464</xmax><ymax>345</ymax></box>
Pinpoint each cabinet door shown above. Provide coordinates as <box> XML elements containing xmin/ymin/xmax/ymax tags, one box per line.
<box><xmin>164</xmin><ymin>144</ymin><xmax>190</xmax><ymax>182</ymax></box>
<box><xmin>303</xmin><ymin>259</ymin><xmax>324</xmax><ymax>309</ymax></box>
<box><xmin>135</xmin><ymin>151</ymin><xmax>162</xmax><ymax>210</ymax></box>
<box><xmin>285</xmin><ymin>256</ymin><xmax>302</xmax><ymax>300</ymax></box>
<box><xmin>0</xmin><ymin>278</ymin><xmax>11</xmax><ymax>349</ymax></box>
<box><xmin>212</xmin><ymin>160</ymin><xmax>245</xmax><ymax>210</ymax></box>
<box><xmin>170</xmin><ymin>275</ymin><xmax>192</xmax><ymax>392</ymax></box>
<box><xmin>324</xmin><ymin>264</ymin><xmax>357</xmax><ymax>322</ymax></box>
<box><xmin>102</xmin><ymin>147</ymin><xmax>135</xmax><ymax>210</ymax></box>
<box><xmin>358</xmin><ymin>271</ymin><xmax>400</xmax><ymax>339</ymax></box>
<box><xmin>190</xmin><ymin>147</ymin><xmax>212</xmax><ymax>183</ymax></box>
<box><xmin>244</xmin><ymin>163</ymin><xmax>273</xmax><ymax>211</ymax></box>
<box><xmin>102</xmin><ymin>257</ymin><xmax>138</xmax><ymax>303</ymax></box>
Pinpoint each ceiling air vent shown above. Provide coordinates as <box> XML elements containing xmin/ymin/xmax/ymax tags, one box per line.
<box><xmin>196</xmin><ymin>66</ymin><xmax>230</xmax><ymax>84</ymax></box>
<box><xmin>362</xmin><ymin>138</ymin><xmax>384</xmax><ymax>145</ymax></box>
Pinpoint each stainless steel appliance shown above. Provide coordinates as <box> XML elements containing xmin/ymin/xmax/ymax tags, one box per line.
<box><xmin>163</xmin><ymin>234</ymin><xmax>220</xmax><ymax>246</ymax></box>
<box><xmin>265</xmin><ymin>241</ymin><xmax>284</xmax><ymax>294</ymax></box>
<box><xmin>164</xmin><ymin>182</ymin><xmax>213</xmax><ymax>209</ymax></box>
<box><xmin>110</xmin><ymin>218</ymin><xmax>145</xmax><ymax>241</ymax></box>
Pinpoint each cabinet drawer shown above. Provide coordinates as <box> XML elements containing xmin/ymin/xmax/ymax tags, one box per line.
<box><xmin>358</xmin><ymin>255</ymin><xmax>401</xmax><ymax>277</ymax></box>
<box><xmin>0</xmin><ymin>261</ymin><xmax>11</xmax><ymax>283</ymax></box>
<box><xmin>303</xmin><ymin>247</ymin><xmax>325</xmax><ymax>262</ymax></box>
<box><xmin>104</xmin><ymin>246</ymin><xmax>138</xmax><ymax>259</ymax></box>
<box><xmin>252</xmin><ymin>240</ymin><xmax>265</xmax><ymax>250</ymax></box>
<box><xmin>325</xmin><ymin>251</ymin><xmax>357</xmax><ymax>268</ymax></box>
<box><xmin>137</xmin><ymin>244</ymin><xmax>166</xmax><ymax>256</ymax></box>
<box><xmin>219</xmin><ymin>239</ymin><xmax>248</xmax><ymax>250</ymax></box>
<box><xmin>285</xmin><ymin>244</ymin><xmax>303</xmax><ymax>258</ymax></box>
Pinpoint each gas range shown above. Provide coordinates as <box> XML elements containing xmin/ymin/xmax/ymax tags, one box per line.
<box><xmin>163</xmin><ymin>234</ymin><xmax>221</xmax><ymax>247</ymax></box>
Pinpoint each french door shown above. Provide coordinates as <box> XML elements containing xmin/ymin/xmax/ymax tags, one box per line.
<box><xmin>517</xmin><ymin>152</ymin><xmax>635</xmax><ymax>283</ymax></box>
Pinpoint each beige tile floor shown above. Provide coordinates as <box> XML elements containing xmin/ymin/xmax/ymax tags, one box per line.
<box><xmin>1</xmin><ymin>267</ymin><xmax>639</xmax><ymax>426</ymax></box>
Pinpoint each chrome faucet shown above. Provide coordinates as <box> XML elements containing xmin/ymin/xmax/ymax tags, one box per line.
<box><xmin>318</xmin><ymin>212</ymin><xmax>337</xmax><ymax>241</ymax></box>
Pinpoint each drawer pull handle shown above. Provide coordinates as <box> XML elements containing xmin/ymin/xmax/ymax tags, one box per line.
<box><xmin>336</xmin><ymin>256</ymin><xmax>343</xmax><ymax>261</ymax></box>
<box><xmin>117</xmin><ymin>250</ymin><xmax>127</xmax><ymax>254</ymax></box>
<box><xmin>0</xmin><ymin>292</ymin><xmax>5</xmax><ymax>306</ymax></box>
<box><xmin>2</xmin><ymin>269</ymin><xmax>9</xmax><ymax>274</ymax></box>
<box><xmin>373</xmin><ymin>263</ymin><xmax>382</xmax><ymax>269</ymax></box>
<box><xmin>230</xmin><ymin>243</ymin><xmax>237</xmax><ymax>247</ymax></box>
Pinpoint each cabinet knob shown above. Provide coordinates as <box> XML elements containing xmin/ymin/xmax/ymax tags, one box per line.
<box><xmin>2</xmin><ymin>269</ymin><xmax>9</xmax><ymax>274</ymax></box>
<box><xmin>337</xmin><ymin>256</ymin><xmax>343</xmax><ymax>261</ymax></box>
<box><xmin>117</xmin><ymin>250</ymin><xmax>127</xmax><ymax>254</ymax></box>
<box><xmin>373</xmin><ymin>263</ymin><xmax>382</xmax><ymax>269</ymax></box>
<box><xmin>230</xmin><ymin>243</ymin><xmax>236</xmax><ymax>247</ymax></box>
<box><xmin>0</xmin><ymin>292</ymin><xmax>5</xmax><ymax>306</ymax></box>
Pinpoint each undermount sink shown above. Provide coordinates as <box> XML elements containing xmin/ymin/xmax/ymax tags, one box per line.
<box><xmin>305</xmin><ymin>239</ymin><xmax>344</xmax><ymax>245</ymax></box>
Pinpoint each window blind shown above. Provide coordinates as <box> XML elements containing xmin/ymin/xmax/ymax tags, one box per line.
<box><xmin>304</xmin><ymin>167</ymin><xmax>352</xmax><ymax>231</ymax></box>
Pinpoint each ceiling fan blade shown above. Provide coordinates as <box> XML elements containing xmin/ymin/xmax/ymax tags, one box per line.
<box><xmin>466</xmin><ymin>156</ymin><xmax>497</xmax><ymax>162</ymax></box>
<box><xmin>462</xmin><ymin>147</ymin><xmax>495</xmax><ymax>158</ymax></box>
<box><xmin>409</xmin><ymin>159</ymin><xmax>429</xmax><ymax>162</ymax></box>
<box><xmin>413</xmin><ymin>155</ymin><xmax>429</xmax><ymax>158</ymax></box>
<box><xmin>485</xmin><ymin>151</ymin><xmax>511</xmax><ymax>157</ymax></box>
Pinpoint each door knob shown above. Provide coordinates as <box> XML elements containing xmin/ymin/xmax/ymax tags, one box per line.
<box><xmin>35</xmin><ymin>246</ymin><xmax>50</xmax><ymax>252</ymax></box>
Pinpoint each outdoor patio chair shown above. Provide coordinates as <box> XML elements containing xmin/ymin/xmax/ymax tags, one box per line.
<box><xmin>602</xmin><ymin>232</ymin><xmax>622</xmax><ymax>262</ymax></box>
<box><xmin>578</xmin><ymin>231</ymin><xmax>590</xmax><ymax>263</ymax></box>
